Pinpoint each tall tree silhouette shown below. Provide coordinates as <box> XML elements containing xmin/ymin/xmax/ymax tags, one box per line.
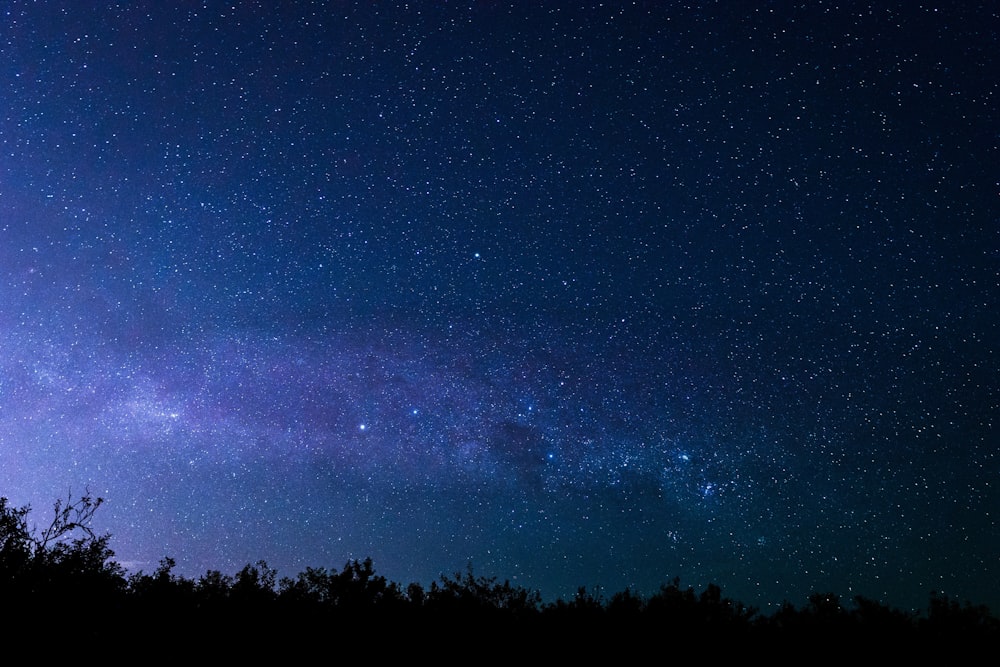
<box><xmin>0</xmin><ymin>490</ymin><xmax>124</xmax><ymax>638</ymax></box>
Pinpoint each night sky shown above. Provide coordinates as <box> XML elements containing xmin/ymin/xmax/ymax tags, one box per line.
<box><xmin>1</xmin><ymin>1</ymin><xmax>997</xmax><ymax>615</ymax></box>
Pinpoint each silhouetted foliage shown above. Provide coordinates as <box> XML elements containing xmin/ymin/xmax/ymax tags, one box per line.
<box><xmin>0</xmin><ymin>491</ymin><xmax>124</xmax><ymax>641</ymax></box>
<box><xmin>277</xmin><ymin>556</ymin><xmax>409</xmax><ymax>622</ymax></box>
<box><xmin>2</xmin><ymin>492</ymin><xmax>998</xmax><ymax>650</ymax></box>
<box><xmin>422</xmin><ymin>562</ymin><xmax>542</xmax><ymax>622</ymax></box>
<box><xmin>922</xmin><ymin>591</ymin><xmax>1000</xmax><ymax>638</ymax></box>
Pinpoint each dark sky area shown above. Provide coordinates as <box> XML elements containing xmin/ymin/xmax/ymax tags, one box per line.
<box><xmin>1</xmin><ymin>1</ymin><xmax>997</xmax><ymax>615</ymax></box>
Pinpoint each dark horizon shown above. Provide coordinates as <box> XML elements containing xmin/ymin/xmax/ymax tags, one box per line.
<box><xmin>3</xmin><ymin>493</ymin><xmax>998</xmax><ymax>646</ymax></box>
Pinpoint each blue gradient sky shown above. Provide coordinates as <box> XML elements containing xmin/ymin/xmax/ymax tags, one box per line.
<box><xmin>1</xmin><ymin>1</ymin><xmax>997</xmax><ymax>614</ymax></box>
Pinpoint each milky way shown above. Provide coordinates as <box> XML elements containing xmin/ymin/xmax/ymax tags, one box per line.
<box><xmin>1</xmin><ymin>2</ymin><xmax>997</xmax><ymax>613</ymax></box>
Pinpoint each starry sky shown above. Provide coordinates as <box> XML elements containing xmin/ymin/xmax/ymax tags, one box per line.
<box><xmin>1</xmin><ymin>1</ymin><xmax>997</xmax><ymax>615</ymax></box>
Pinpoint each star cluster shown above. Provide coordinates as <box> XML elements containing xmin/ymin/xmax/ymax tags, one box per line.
<box><xmin>0</xmin><ymin>2</ymin><xmax>997</xmax><ymax>613</ymax></box>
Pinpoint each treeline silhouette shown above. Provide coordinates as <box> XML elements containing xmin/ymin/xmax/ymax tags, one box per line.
<box><xmin>2</xmin><ymin>492</ymin><xmax>997</xmax><ymax>652</ymax></box>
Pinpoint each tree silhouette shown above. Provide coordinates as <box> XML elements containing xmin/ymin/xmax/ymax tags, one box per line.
<box><xmin>0</xmin><ymin>497</ymin><xmax>33</xmax><ymax>582</ymax></box>
<box><xmin>0</xmin><ymin>490</ymin><xmax>123</xmax><ymax>640</ymax></box>
<box><xmin>423</xmin><ymin>562</ymin><xmax>543</xmax><ymax>622</ymax></box>
<box><xmin>923</xmin><ymin>591</ymin><xmax>1000</xmax><ymax>637</ymax></box>
<box><xmin>0</xmin><ymin>490</ymin><xmax>105</xmax><ymax>566</ymax></box>
<box><xmin>2</xmin><ymin>491</ymin><xmax>999</xmax><ymax>650</ymax></box>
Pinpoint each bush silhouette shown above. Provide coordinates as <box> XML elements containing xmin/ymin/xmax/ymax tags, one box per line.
<box><xmin>2</xmin><ymin>492</ymin><xmax>998</xmax><ymax>650</ymax></box>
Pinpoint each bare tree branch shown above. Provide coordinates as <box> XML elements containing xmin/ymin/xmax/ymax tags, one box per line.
<box><xmin>32</xmin><ymin>488</ymin><xmax>104</xmax><ymax>554</ymax></box>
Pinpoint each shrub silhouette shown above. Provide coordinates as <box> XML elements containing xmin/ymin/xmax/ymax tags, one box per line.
<box><xmin>0</xmin><ymin>492</ymin><xmax>122</xmax><ymax>597</ymax></box>
<box><xmin>2</xmin><ymin>492</ymin><xmax>998</xmax><ymax>650</ymax></box>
